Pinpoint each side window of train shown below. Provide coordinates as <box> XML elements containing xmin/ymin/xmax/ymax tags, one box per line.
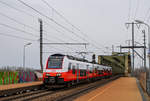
<box><xmin>95</xmin><ymin>67</ymin><xmax>97</xmax><ymax>73</ymax></box>
<box><xmin>99</xmin><ymin>70</ymin><xmax>103</xmax><ymax>74</ymax></box>
<box><xmin>80</xmin><ymin>70</ymin><xmax>83</xmax><ymax>76</ymax></box>
<box><xmin>72</xmin><ymin>65</ymin><xmax>76</xmax><ymax>74</ymax></box>
<box><xmin>84</xmin><ymin>70</ymin><xmax>86</xmax><ymax>76</ymax></box>
<box><xmin>68</xmin><ymin>63</ymin><xmax>72</xmax><ymax>71</ymax></box>
<box><xmin>80</xmin><ymin>70</ymin><xmax>86</xmax><ymax>76</ymax></box>
<box><xmin>89</xmin><ymin>67</ymin><xmax>92</xmax><ymax>73</ymax></box>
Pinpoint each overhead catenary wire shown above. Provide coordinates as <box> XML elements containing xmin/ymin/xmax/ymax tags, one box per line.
<box><xmin>43</xmin><ymin>21</ymin><xmax>79</xmax><ymax>42</ymax></box>
<box><xmin>0</xmin><ymin>32</ymin><xmax>37</xmax><ymax>41</ymax></box>
<box><xmin>134</xmin><ymin>0</ymin><xmax>140</xmax><ymax>20</ymax></box>
<box><xmin>17</xmin><ymin>0</ymin><xmax>108</xmax><ymax>54</ymax></box>
<box><xmin>17</xmin><ymin>0</ymin><xmax>88</xmax><ymax>42</ymax></box>
<box><xmin>128</xmin><ymin>0</ymin><xmax>131</xmax><ymax>21</ymax></box>
<box><xmin>0</xmin><ymin>11</ymin><xmax>76</xmax><ymax>43</ymax></box>
<box><xmin>41</xmin><ymin>0</ymin><xmax>107</xmax><ymax>51</ymax></box>
<box><xmin>0</xmin><ymin>26</ymin><xmax>66</xmax><ymax>52</ymax></box>
<box><xmin>0</xmin><ymin>12</ymin><xmax>39</xmax><ymax>32</ymax></box>
<box><xmin>0</xmin><ymin>0</ymin><xmax>80</xmax><ymax>43</ymax></box>
<box><xmin>0</xmin><ymin>23</ymin><xmax>39</xmax><ymax>37</ymax></box>
<box><xmin>40</xmin><ymin>0</ymin><xmax>88</xmax><ymax>35</ymax></box>
<box><xmin>144</xmin><ymin>7</ymin><xmax>150</xmax><ymax>22</ymax></box>
<box><xmin>0</xmin><ymin>22</ymin><xmax>59</xmax><ymax>43</ymax></box>
<box><xmin>147</xmin><ymin>14</ymin><xmax>150</xmax><ymax>23</ymax></box>
<box><xmin>0</xmin><ymin>0</ymin><xmax>35</xmax><ymax>18</ymax></box>
<box><xmin>0</xmin><ymin>3</ymin><xmax>83</xmax><ymax>54</ymax></box>
<box><xmin>0</xmin><ymin>0</ymin><xmax>108</xmax><ymax>54</ymax></box>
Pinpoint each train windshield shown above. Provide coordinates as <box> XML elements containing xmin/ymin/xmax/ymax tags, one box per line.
<box><xmin>48</xmin><ymin>56</ymin><xmax>63</xmax><ymax>69</ymax></box>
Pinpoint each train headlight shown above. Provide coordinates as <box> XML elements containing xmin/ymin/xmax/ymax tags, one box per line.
<box><xmin>56</xmin><ymin>73</ymin><xmax>61</xmax><ymax>76</ymax></box>
<box><xmin>46</xmin><ymin>73</ymin><xmax>50</xmax><ymax>76</ymax></box>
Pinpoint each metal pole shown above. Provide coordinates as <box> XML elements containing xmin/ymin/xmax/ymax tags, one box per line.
<box><xmin>120</xmin><ymin>45</ymin><xmax>121</xmax><ymax>53</ymax></box>
<box><xmin>39</xmin><ymin>19</ymin><xmax>43</xmax><ymax>71</ymax></box>
<box><xmin>143</xmin><ymin>30</ymin><xmax>146</xmax><ymax>72</ymax></box>
<box><xmin>23</xmin><ymin>43</ymin><xmax>32</xmax><ymax>69</ymax></box>
<box><xmin>143</xmin><ymin>22</ymin><xmax>150</xmax><ymax>95</ymax></box>
<box><xmin>147</xmin><ymin>25</ymin><xmax>150</xmax><ymax>96</ymax></box>
<box><xmin>132</xmin><ymin>22</ymin><xmax>135</xmax><ymax>76</ymax></box>
<box><xmin>135</xmin><ymin>20</ymin><xmax>150</xmax><ymax>95</ymax></box>
<box><xmin>112</xmin><ymin>45</ymin><xmax>114</xmax><ymax>53</ymax></box>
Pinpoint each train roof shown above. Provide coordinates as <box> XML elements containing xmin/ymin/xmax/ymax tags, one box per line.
<box><xmin>50</xmin><ymin>53</ymin><xmax>97</xmax><ymax>64</ymax></box>
<box><xmin>49</xmin><ymin>54</ymin><xmax>112</xmax><ymax>68</ymax></box>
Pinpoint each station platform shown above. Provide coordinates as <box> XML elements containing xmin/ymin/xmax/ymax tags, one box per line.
<box><xmin>0</xmin><ymin>81</ymin><xmax>42</xmax><ymax>91</ymax></box>
<box><xmin>75</xmin><ymin>77</ymin><xmax>144</xmax><ymax>101</ymax></box>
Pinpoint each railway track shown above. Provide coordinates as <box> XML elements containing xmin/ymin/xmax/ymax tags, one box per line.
<box><xmin>0</xmin><ymin>75</ymin><xmax>120</xmax><ymax>101</ymax></box>
<box><xmin>0</xmin><ymin>89</ymin><xmax>49</xmax><ymax>101</ymax></box>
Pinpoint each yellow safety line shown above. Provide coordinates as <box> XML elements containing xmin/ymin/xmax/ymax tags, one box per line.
<box><xmin>88</xmin><ymin>84</ymin><xmax>115</xmax><ymax>101</ymax></box>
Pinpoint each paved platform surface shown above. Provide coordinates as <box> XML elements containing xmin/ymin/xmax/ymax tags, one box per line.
<box><xmin>0</xmin><ymin>81</ymin><xmax>42</xmax><ymax>91</ymax></box>
<box><xmin>75</xmin><ymin>77</ymin><xmax>143</xmax><ymax>101</ymax></box>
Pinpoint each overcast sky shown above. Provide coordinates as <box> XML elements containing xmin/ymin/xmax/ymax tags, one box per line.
<box><xmin>0</xmin><ymin>0</ymin><xmax>150</xmax><ymax>69</ymax></box>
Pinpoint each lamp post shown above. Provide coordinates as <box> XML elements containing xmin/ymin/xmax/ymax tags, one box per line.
<box><xmin>23</xmin><ymin>43</ymin><xmax>32</xmax><ymax>68</ymax></box>
<box><xmin>135</xmin><ymin>20</ymin><xmax>150</xmax><ymax>95</ymax></box>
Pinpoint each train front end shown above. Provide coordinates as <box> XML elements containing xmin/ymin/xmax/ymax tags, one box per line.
<box><xmin>43</xmin><ymin>54</ymin><xmax>67</xmax><ymax>86</ymax></box>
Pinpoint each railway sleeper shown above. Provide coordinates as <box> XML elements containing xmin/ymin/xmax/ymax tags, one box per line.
<box><xmin>0</xmin><ymin>85</ymin><xmax>43</xmax><ymax>97</ymax></box>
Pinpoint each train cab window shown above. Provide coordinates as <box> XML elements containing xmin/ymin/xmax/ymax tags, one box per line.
<box><xmin>68</xmin><ymin>63</ymin><xmax>72</xmax><ymax>71</ymax></box>
<box><xmin>48</xmin><ymin>56</ymin><xmax>63</xmax><ymax>69</ymax></box>
<box><xmin>72</xmin><ymin>65</ymin><xmax>76</xmax><ymax>74</ymax></box>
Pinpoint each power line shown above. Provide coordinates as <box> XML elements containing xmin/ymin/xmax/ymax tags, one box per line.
<box><xmin>134</xmin><ymin>0</ymin><xmax>140</xmax><ymax>20</ymax></box>
<box><xmin>0</xmin><ymin>32</ymin><xmax>65</xmax><ymax>52</ymax></box>
<box><xmin>0</xmin><ymin>32</ymin><xmax>37</xmax><ymax>41</ymax></box>
<box><xmin>17</xmin><ymin>0</ymin><xmax>87</xmax><ymax>42</ymax></box>
<box><xmin>0</xmin><ymin>11</ymin><xmax>76</xmax><ymax>44</ymax></box>
<box><xmin>43</xmin><ymin>21</ymin><xmax>79</xmax><ymax>42</ymax></box>
<box><xmin>128</xmin><ymin>0</ymin><xmax>131</xmax><ymax>21</ymax></box>
<box><xmin>0</xmin><ymin>4</ymin><xmax>80</xmax><ymax>53</ymax></box>
<box><xmin>0</xmin><ymin>1</ymin><xmax>83</xmax><ymax>54</ymax></box>
<box><xmin>147</xmin><ymin>14</ymin><xmax>150</xmax><ymax>23</ymax></box>
<box><xmin>0</xmin><ymin>1</ymin><xmax>35</xmax><ymax>18</ymax></box>
<box><xmin>41</xmin><ymin>0</ymin><xmax>106</xmax><ymax>51</ymax></box>
<box><xmin>17</xmin><ymin>0</ymin><xmax>107</xmax><ymax>54</ymax></box>
<box><xmin>17</xmin><ymin>0</ymin><xmax>106</xmax><ymax>53</ymax></box>
<box><xmin>41</xmin><ymin>0</ymin><xmax>86</xmax><ymax>34</ymax></box>
<box><xmin>144</xmin><ymin>8</ymin><xmax>150</xmax><ymax>22</ymax></box>
<box><xmin>0</xmin><ymin>1</ymin><xmax>79</xmax><ymax>43</ymax></box>
<box><xmin>0</xmin><ymin>22</ymin><xmax>61</xmax><ymax>45</ymax></box>
<box><xmin>1</xmin><ymin>0</ymin><xmax>107</xmax><ymax>54</ymax></box>
<box><xmin>0</xmin><ymin>22</ymin><xmax>63</xmax><ymax>44</ymax></box>
<box><xmin>0</xmin><ymin>12</ymin><xmax>39</xmax><ymax>32</ymax></box>
<box><xmin>0</xmin><ymin>23</ymin><xmax>39</xmax><ymax>37</ymax></box>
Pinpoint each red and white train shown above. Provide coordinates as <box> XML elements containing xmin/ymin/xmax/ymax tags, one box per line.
<box><xmin>43</xmin><ymin>54</ymin><xmax>112</xmax><ymax>86</ymax></box>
